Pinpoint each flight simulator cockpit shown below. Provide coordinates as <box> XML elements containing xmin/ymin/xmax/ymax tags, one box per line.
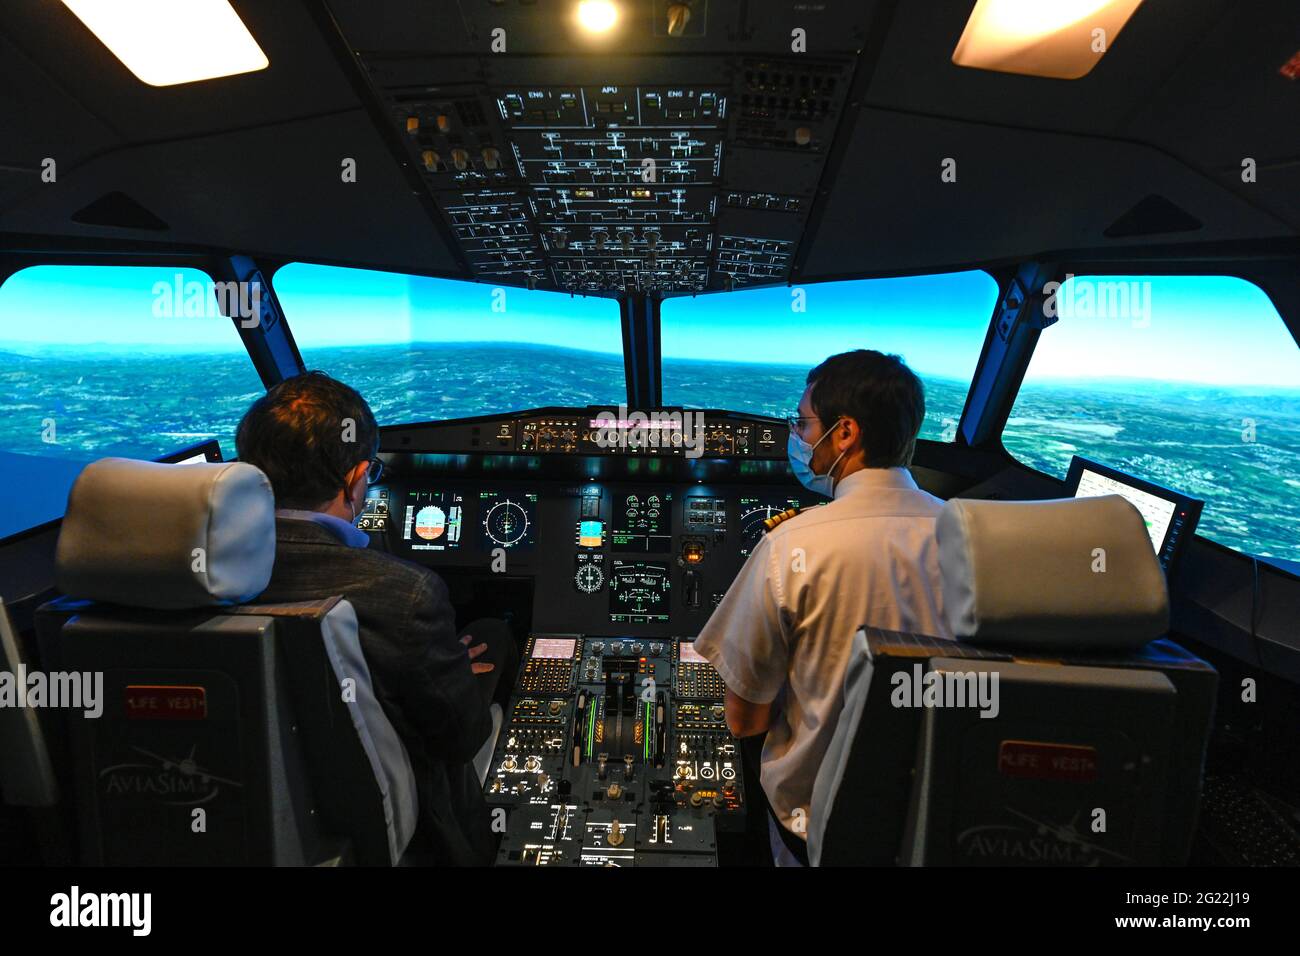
<box><xmin>1</xmin><ymin>0</ymin><xmax>1300</xmax><ymax>933</ymax></box>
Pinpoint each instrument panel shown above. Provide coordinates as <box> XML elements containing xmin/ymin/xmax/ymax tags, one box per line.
<box><xmin>364</xmin><ymin>475</ymin><xmax>815</xmax><ymax>637</ymax></box>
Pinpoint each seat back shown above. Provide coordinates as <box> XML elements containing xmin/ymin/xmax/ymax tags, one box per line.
<box><xmin>809</xmin><ymin>496</ymin><xmax>1217</xmax><ymax>866</ymax></box>
<box><xmin>38</xmin><ymin>457</ymin><xmax>417</xmax><ymax>865</ymax></box>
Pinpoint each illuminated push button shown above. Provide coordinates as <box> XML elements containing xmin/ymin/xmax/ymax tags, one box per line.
<box><xmin>436</xmin><ymin>114</ymin><xmax>451</xmax><ymax>132</ymax></box>
<box><xmin>405</xmin><ymin>116</ymin><xmax>419</xmax><ymax>134</ymax></box>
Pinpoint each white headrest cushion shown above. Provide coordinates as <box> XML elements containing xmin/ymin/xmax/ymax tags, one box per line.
<box><xmin>937</xmin><ymin>496</ymin><xmax>1169</xmax><ymax>649</ymax></box>
<box><xmin>56</xmin><ymin>458</ymin><xmax>275</xmax><ymax>610</ymax></box>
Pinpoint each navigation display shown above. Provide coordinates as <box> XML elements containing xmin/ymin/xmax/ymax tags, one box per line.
<box><xmin>609</xmin><ymin>560</ymin><xmax>671</xmax><ymax>623</ymax></box>
<box><xmin>612</xmin><ymin>491</ymin><xmax>673</xmax><ymax>552</ymax></box>
<box><xmin>401</xmin><ymin>490</ymin><xmax>464</xmax><ymax>551</ymax></box>
<box><xmin>738</xmin><ymin>496</ymin><xmax>801</xmax><ymax>556</ymax></box>
<box><xmin>479</xmin><ymin>491</ymin><xmax>538</xmax><ymax>550</ymax></box>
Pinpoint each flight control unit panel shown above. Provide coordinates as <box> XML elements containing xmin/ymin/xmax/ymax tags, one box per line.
<box><xmin>485</xmin><ymin>635</ymin><xmax>744</xmax><ymax>866</ymax></box>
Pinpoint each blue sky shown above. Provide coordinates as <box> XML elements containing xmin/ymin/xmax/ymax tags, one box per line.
<box><xmin>660</xmin><ymin>270</ymin><xmax>997</xmax><ymax>380</ymax></box>
<box><xmin>1</xmin><ymin>264</ymin><xmax>1296</xmax><ymax>388</ymax></box>
<box><xmin>1026</xmin><ymin>275</ymin><xmax>1300</xmax><ymax>388</ymax></box>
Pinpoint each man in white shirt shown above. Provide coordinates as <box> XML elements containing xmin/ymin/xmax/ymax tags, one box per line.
<box><xmin>694</xmin><ymin>349</ymin><xmax>951</xmax><ymax>865</ymax></box>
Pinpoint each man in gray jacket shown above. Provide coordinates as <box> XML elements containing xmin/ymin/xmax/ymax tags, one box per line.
<box><xmin>236</xmin><ymin>371</ymin><xmax>515</xmax><ymax>865</ymax></box>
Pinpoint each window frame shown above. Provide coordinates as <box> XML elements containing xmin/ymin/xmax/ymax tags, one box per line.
<box><xmin>991</xmin><ymin>263</ymin><xmax>1300</xmax><ymax>565</ymax></box>
<box><xmin>0</xmin><ymin>254</ymin><xmax>272</xmax><ymax>544</ymax></box>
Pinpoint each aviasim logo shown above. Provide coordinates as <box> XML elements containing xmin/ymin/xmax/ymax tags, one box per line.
<box><xmin>50</xmin><ymin>886</ymin><xmax>151</xmax><ymax>936</ymax></box>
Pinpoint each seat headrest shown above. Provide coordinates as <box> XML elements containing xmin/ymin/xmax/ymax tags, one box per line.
<box><xmin>56</xmin><ymin>458</ymin><xmax>275</xmax><ymax>610</ymax></box>
<box><xmin>936</xmin><ymin>496</ymin><xmax>1169</xmax><ymax>650</ymax></box>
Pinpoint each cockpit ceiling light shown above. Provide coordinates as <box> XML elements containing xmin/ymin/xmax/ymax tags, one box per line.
<box><xmin>576</xmin><ymin>0</ymin><xmax>619</xmax><ymax>34</ymax></box>
<box><xmin>952</xmin><ymin>0</ymin><xmax>1145</xmax><ymax>80</ymax></box>
<box><xmin>61</xmin><ymin>0</ymin><xmax>269</xmax><ymax>87</ymax></box>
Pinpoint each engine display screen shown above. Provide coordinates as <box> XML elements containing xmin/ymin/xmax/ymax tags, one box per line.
<box><xmin>608</xmin><ymin>560</ymin><xmax>671</xmax><ymax>624</ymax></box>
<box><xmin>612</xmin><ymin>491</ymin><xmax>673</xmax><ymax>553</ymax></box>
<box><xmin>479</xmin><ymin>491</ymin><xmax>538</xmax><ymax>550</ymax></box>
<box><xmin>401</xmin><ymin>490</ymin><xmax>464</xmax><ymax>551</ymax></box>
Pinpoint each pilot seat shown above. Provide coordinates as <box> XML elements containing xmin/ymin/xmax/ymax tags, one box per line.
<box><xmin>20</xmin><ymin>457</ymin><xmax>420</xmax><ymax>865</ymax></box>
<box><xmin>810</xmin><ymin>494</ymin><xmax>1218</xmax><ymax>866</ymax></box>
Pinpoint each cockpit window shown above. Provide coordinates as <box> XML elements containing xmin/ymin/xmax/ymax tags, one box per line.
<box><xmin>659</xmin><ymin>270</ymin><xmax>999</xmax><ymax>440</ymax></box>
<box><xmin>0</xmin><ymin>264</ymin><xmax>265</xmax><ymax>539</ymax></box>
<box><xmin>273</xmin><ymin>263</ymin><xmax>624</xmax><ymax>421</ymax></box>
<box><xmin>1005</xmin><ymin>274</ymin><xmax>1300</xmax><ymax>563</ymax></box>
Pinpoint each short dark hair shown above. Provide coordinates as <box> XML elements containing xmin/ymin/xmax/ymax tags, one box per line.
<box><xmin>806</xmin><ymin>349</ymin><xmax>926</xmax><ymax>468</ymax></box>
<box><xmin>235</xmin><ymin>371</ymin><xmax>378</xmax><ymax>509</ymax></box>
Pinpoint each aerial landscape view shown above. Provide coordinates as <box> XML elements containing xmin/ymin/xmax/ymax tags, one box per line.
<box><xmin>1</xmin><ymin>267</ymin><xmax>1296</xmax><ymax>560</ymax></box>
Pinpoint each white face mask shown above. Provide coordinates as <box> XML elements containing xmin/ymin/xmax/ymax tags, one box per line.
<box><xmin>787</xmin><ymin>418</ymin><xmax>847</xmax><ymax>497</ymax></box>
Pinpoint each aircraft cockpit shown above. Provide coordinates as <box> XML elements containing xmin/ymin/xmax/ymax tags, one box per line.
<box><xmin>1</xmin><ymin>0</ymin><xmax>1299</xmax><ymax>933</ymax></box>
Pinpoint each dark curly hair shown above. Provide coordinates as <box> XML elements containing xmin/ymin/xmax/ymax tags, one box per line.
<box><xmin>235</xmin><ymin>371</ymin><xmax>379</xmax><ymax>509</ymax></box>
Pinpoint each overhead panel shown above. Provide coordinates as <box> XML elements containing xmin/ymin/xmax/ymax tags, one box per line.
<box><xmin>345</xmin><ymin>0</ymin><xmax>868</xmax><ymax>295</ymax></box>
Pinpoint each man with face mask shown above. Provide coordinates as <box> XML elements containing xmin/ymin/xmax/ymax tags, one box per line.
<box><xmin>694</xmin><ymin>349</ymin><xmax>949</xmax><ymax>865</ymax></box>
<box><xmin>235</xmin><ymin>371</ymin><xmax>517</xmax><ymax>865</ymax></box>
